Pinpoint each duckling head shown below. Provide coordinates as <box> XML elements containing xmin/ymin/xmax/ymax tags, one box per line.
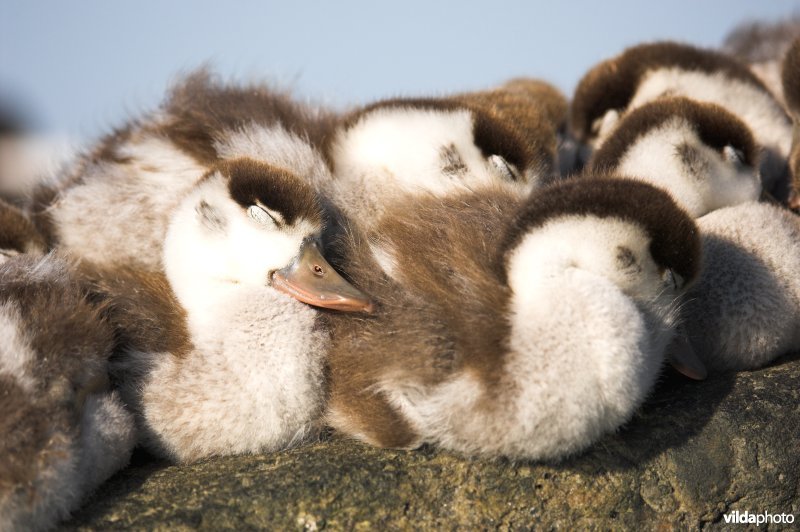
<box><xmin>328</xmin><ymin>98</ymin><xmax>536</xmax><ymax>197</ymax></box>
<box><xmin>500</xmin><ymin>176</ymin><xmax>705</xmax><ymax>379</ymax></box>
<box><xmin>501</xmin><ymin>177</ymin><xmax>700</xmax><ymax>301</ymax></box>
<box><xmin>589</xmin><ymin>98</ymin><xmax>761</xmax><ymax>217</ymax></box>
<box><xmin>163</xmin><ymin>157</ymin><xmax>372</xmax><ymax>317</ymax></box>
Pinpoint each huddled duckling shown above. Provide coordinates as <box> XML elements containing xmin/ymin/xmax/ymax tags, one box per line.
<box><xmin>100</xmin><ymin>157</ymin><xmax>371</xmax><ymax>462</ymax></box>
<box><xmin>323</xmin><ymin>82</ymin><xmax>565</xmax><ymax>229</ymax></box>
<box><xmin>0</xmin><ymin>253</ymin><xmax>136</xmax><ymax>531</ymax></box>
<box><xmin>34</xmin><ymin>70</ymin><xmax>337</xmax><ymax>271</ymax></box>
<box><xmin>326</xmin><ymin>176</ymin><xmax>700</xmax><ymax>459</ymax></box>
<box><xmin>588</xmin><ymin>97</ymin><xmax>762</xmax><ymax>217</ymax></box>
<box><xmin>571</xmin><ymin>41</ymin><xmax>794</xmax><ymax>203</ymax></box>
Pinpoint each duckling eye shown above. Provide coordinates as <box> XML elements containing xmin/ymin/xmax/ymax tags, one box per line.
<box><xmin>665</xmin><ymin>268</ymin><xmax>685</xmax><ymax>290</ymax></box>
<box><xmin>312</xmin><ymin>264</ymin><xmax>325</xmax><ymax>277</ymax></box>
<box><xmin>723</xmin><ymin>145</ymin><xmax>745</xmax><ymax>167</ymax></box>
<box><xmin>247</xmin><ymin>205</ymin><xmax>279</xmax><ymax>227</ymax></box>
<box><xmin>489</xmin><ymin>155</ymin><xmax>521</xmax><ymax>181</ymax></box>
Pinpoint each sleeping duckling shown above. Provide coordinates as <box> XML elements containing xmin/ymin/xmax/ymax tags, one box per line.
<box><xmin>103</xmin><ymin>157</ymin><xmax>371</xmax><ymax>462</ymax></box>
<box><xmin>323</xmin><ymin>87</ymin><xmax>561</xmax><ymax>230</ymax></box>
<box><xmin>588</xmin><ymin>97</ymin><xmax>762</xmax><ymax>217</ymax></box>
<box><xmin>571</xmin><ymin>41</ymin><xmax>794</xmax><ymax>203</ymax></box>
<box><xmin>326</xmin><ymin>176</ymin><xmax>700</xmax><ymax>459</ymax></box>
<box><xmin>35</xmin><ymin>70</ymin><xmax>336</xmax><ymax>271</ymax></box>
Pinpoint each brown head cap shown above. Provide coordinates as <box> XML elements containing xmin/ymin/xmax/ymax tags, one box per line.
<box><xmin>499</xmin><ymin>176</ymin><xmax>701</xmax><ymax>285</ymax></box>
<box><xmin>589</xmin><ymin>97</ymin><xmax>758</xmax><ymax>172</ymax></box>
<box><xmin>206</xmin><ymin>157</ymin><xmax>324</xmax><ymax>228</ymax></box>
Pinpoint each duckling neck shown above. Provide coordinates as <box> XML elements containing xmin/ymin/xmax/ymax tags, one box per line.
<box><xmin>170</xmin><ymin>277</ymin><xmax>237</xmax><ymax>334</ymax></box>
<box><xmin>172</xmin><ymin>277</ymin><xmax>315</xmax><ymax>344</ymax></box>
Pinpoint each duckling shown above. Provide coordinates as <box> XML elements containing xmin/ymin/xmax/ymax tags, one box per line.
<box><xmin>675</xmin><ymin>201</ymin><xmax>800</xmax><ymax>372</ymax></box>
<box><xmin>0</xmin><ymin>253</ymin><xmax>136</xmax><ymax>531</ymax></box>
<box><xmin>104</xmin><ymin>157</ymin><xmax>371</xmax><ymax>462</ymax></box>
<box><xmin>35</xmin><ymin>70</ymin><xmax>336</xmax><ymax>271</ymax></box>
<box><xmin>588</xmin><ymin>97</ymin><xmax>762</xmax><ymax>217</ymax></box>
<box><xmin>572</xmin><ymin>41</ymin><xmax>794</xmax><ymax>202</ymax></box>
<box><xmin>323</xmin><ymin>89</ymin><xmax>557</xmax><ymax>230</ymax></box>
<box><xmin>326</xmin><ymin>176</ymin><xmax>700</xmax><ymax>459</ymax></box>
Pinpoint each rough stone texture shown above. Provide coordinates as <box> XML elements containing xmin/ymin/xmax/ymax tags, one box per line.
<box><xmin>64</xmin><ymin>353</ymin><xmax>800</xmax><ymax>530</ymax></box>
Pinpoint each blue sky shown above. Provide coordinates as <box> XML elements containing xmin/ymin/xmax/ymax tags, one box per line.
<box><xmin>1</xmin><ymin>1</ymin><xmax>798</xmax><ymax>140</ymax></box>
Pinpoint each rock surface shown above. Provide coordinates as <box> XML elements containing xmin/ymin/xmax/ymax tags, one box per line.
<box><xmin>65</xmin><ymin>353</ymin><xmax>800</xmax><ymax>530</ymax></box>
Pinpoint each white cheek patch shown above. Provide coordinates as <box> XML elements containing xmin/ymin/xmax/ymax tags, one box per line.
<box><xmin>506</xmin><ymin>216</ymin><xmax>664</xmax><ymax>304</ymax></box>
<box><xmin>595</xmin><ymin>109</ymin><xmax>621</xmax><ymax>145</ymax></box>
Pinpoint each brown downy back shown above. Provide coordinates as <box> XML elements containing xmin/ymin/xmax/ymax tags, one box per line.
<box><xmin>324</xmin><ymin>226</ymin><xmax>439</xmax><ymax>448</ymax></box>
<box><xmin>153</xmin><ymin>70</ymin><xmax>338</xmax><ymax>166</ymax></box>
<box><xmin>325</xmin><ymin>185</ymin><xmax>522</xmax><ymax>448</ymax></box>
<box><xmin>0</xmin><ymin>375</ymin><xmax>75</xmax><ymax>498</ymax></box>
<box><xmin>78</xmin><ymin>263</ymin><xmax>193</xmax><ymax>358</ymax></box>
<box><xmin>0</xmin><ymin>255</ymin><xmax>115</xmax><ymax>397</ymax></box>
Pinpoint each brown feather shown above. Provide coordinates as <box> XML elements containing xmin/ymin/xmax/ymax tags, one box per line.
<box><xmin>325</xmin><ymin>185</ymin><xmax>521</xmax><ymax>447</ymax></box>
<box><xmin>0</xmin><ymin>198</ymin><xmax>46</xmax><ymax>254</ymax></box>
<box><xmin>153</xmin><ymin>70</ymin><xmax>338</xmax><ymax>165</ymax></box>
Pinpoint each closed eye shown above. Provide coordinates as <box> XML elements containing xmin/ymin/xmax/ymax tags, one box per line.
<box><xmin>723</xmin><ymin>145</ymin><xmax>746</xmax><ymax>168</ymax></box>
<box><xmin>489</xmin><ymin>154</ymin><xmax>521</xmax><ymax>181</ymax></box>
<box><xmin>665</xmin><ymin>268</ymin><xmax>684</xmax><ymax>290</ymax></box>
<box><xmin>247</xmin><ymin>204</ymin><xmax>283</xmax><ymax>227</ymax></box>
